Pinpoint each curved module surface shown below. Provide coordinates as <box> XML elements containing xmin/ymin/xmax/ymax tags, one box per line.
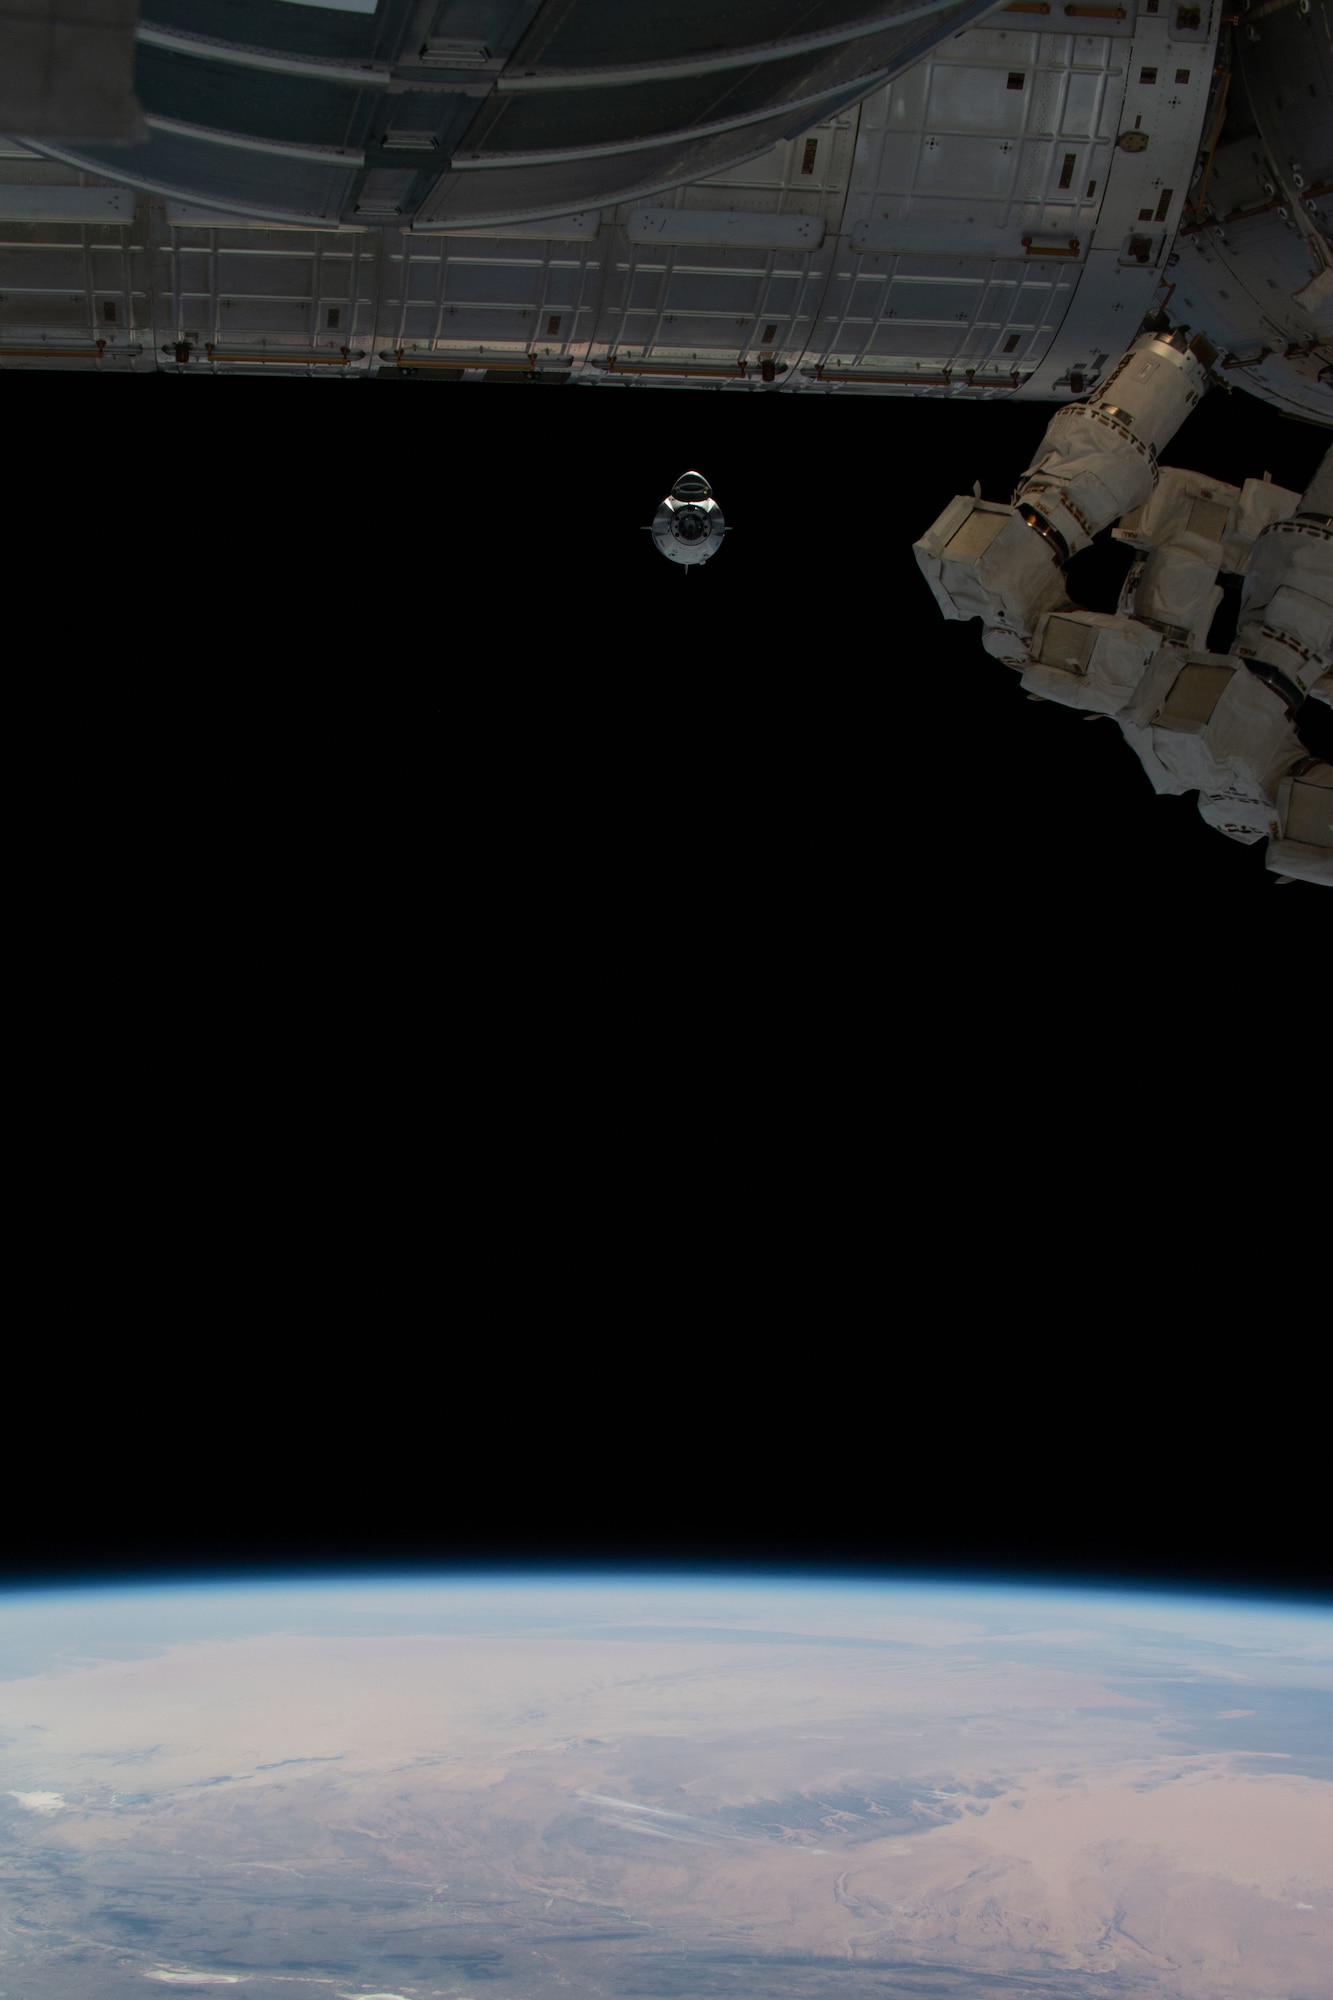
<box><xmin>17</xmin><ymin>0</ymin><xmax>1003</xmax><ymax>230</ymax></box>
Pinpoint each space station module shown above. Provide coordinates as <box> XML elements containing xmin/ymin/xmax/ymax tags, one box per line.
<box><xmin>914</xmin><ymin>329</ymin><xmax>1333</xmax><ymax>885</ymax></box>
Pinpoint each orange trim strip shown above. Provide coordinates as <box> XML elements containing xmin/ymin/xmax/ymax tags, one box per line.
<box><xmin>0</xmin><ymin>340</ymin><xmax>106</xmax><ymax>359</ymax></box>
<box><xmin>1185</xmin><ymin>70</ymin><xmax>1231</xmax><ymax>214</ymax></box>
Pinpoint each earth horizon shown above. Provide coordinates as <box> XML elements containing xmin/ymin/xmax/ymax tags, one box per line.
<box><xmin>1</xmin><ymin>1573</ymin><xmax>1329</xmax><ymax>1999</ymax></box>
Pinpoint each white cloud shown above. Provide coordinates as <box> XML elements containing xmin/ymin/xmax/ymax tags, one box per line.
<box><xmin>145</xmin><ymin>1975</ymin><xmax>243</xmax><ymax>1987</ymax></box>
<box><xmin>577</xmin><ymin>1793</ymin><xmax>692</xmax><ymax>1820</ymax></box>
<box><xmin>7</xmin><ymin>1790</ymin><xmax>65</xmax><ymax>1813</ymax></box>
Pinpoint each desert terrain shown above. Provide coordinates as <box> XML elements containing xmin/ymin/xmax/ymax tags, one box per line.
<box><xmin>1</xmin><ymin>1598</ymin><xmax>1328</xmax><ymax>1998</ymax></box>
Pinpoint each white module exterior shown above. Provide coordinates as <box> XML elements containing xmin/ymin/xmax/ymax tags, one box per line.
<box><xmin>1</xmin><ymin>0</ymin><xmax>1329</xmax><ymax>428</ymax></box>
<box><xmin>915</xmin><ymin>359</ymin><xmax>1333</xmax><ymax>885</ymax></box>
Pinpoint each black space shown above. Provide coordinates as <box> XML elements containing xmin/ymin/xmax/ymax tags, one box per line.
<box><xmin>10</xmin><ymin>369</ymin><xmax>1329</xmax><ymax>1613</ymax></box>
<box><xmin>10</xmin><ymin>1332</ymin><xmax>1329</xmax><ymax>1602</ymax></box>
<box><xmin>53</xmin><ymin>364</ymin><xmax>1323</xmax><ymax>904</ymax></box>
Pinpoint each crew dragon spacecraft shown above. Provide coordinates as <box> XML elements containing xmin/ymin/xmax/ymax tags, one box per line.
<box><xmin>646</xmin><ymin>473</ymin><xmax>730</xmax><ymax>571</ymax></box>
<box><xmin>2</xmin><ymin>0</ymin><xmax>1330</xmax><ymax>879</ymax></box>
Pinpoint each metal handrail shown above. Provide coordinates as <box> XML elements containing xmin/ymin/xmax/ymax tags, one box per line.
<box><xmin>143</xmin><ymin>114</ymin><xmax>364</xmax><ymax>166</ymax></box>
<box><xmin>201</xmin><ymin>344</ymin><xmax>362</xmax><ymax>364</ymax></box>
<box><xmin>135</xmin><ymin>20</ymin><xmax>392</xmax><ymax>87</ymax></box>
<box><xmin>605</xmin><ymin>358</ymin><xmax>748</xmax><ymax>378</ymax></box>
<box><xmin>451</xmin><ymin>73</ymin><xmax>883</xmax><ymax>169</ymax></box>
<box><xmin>810</xmin><ymin>364</ymin><xmax>1022</xmax><ymax>386</ymax></box>
<box><xmin>498</xmin><ymin>1</ymin><xmax>972</xmax><ymax>91</ymax></box>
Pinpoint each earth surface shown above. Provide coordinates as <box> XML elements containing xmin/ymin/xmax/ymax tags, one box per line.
<box><xmin>0</xmin><ymin>1576</ymin><xmax>1329</xmax><ymax>2000</ymax></box>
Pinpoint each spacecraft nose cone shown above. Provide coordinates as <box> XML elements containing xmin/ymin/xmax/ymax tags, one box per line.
<box><xmin>671</xmin><ymin>470</ymin><xmax>713</xmax><ymax>500</ymax></box>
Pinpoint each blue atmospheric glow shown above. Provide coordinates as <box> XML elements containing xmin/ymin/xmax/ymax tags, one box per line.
<box><xmin>2</xmin><ymin>1555</ymin><xmax>1331</xmax><ymax>1611</ymax></box>
<box><xmin>1</xmin><ymin>1570</ymin><xmax>1330</xmax><ymax>1692</ymax></box>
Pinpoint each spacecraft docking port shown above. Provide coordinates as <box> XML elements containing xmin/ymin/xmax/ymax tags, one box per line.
<box><xmin>647</xmin><ymin>472</ymin><xmax>730</xmax><ymax>571</ymax></box>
